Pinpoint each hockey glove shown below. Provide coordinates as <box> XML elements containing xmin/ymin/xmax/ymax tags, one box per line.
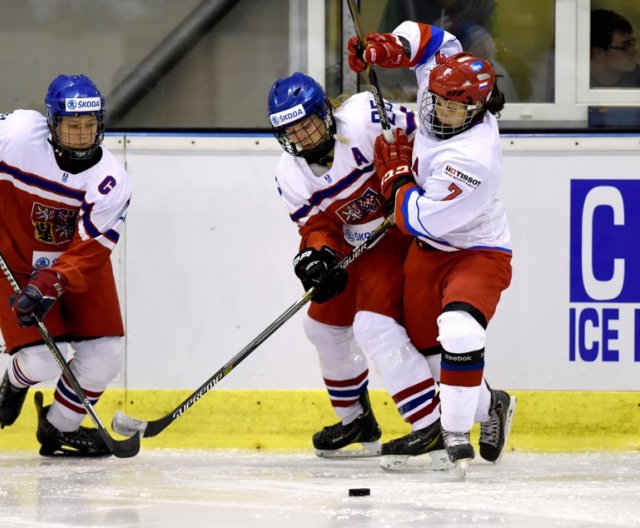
<box><xmin>293</xmin><ymin>246</ymin><xmax>348</xmax><ymax>303</ymax></box>
<box><xmin>374</xmin><ymin>129</ymin><xmax>415</xmax><ymax>212</ymax></box>
<box><xmin>11</xmin><ymin>269</ymin><xmax>65</xmax><ymax>327</ymax></box>
<box><xmin>347</xmin><ymin>33</ymin><xmax>410</xmax><ymax>74</ymax></box>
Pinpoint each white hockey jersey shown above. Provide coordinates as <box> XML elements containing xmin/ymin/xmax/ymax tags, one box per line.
<box><xmin>0</xmin><ymin>109</ymin><xmax>131</xmax><ymax>291</ymax></box>
<box><xmin>392</xmin><ymin>22</ymin><xmax>511</xmax><ymax>252</ymax></box>
<box><xmin>275</xmin><ymin>92</ymin><xmax>416</xmax><ymax>251</ymax></box>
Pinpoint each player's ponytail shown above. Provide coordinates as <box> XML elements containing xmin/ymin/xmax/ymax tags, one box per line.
<box><xmin>486</xmin><ymin>78</ymin><xmax>505</xmax><ymax>116</ymax></box>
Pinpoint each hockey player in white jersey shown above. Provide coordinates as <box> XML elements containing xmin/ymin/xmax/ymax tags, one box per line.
<box><xmin>0</xmin><ymin>74</ymin><xmax>131</xmax><ymax>456</ymax></box>
<box><xmin>348</xmin><ymin>23</ymin><xmax>517</xmax><ymax>471</ymax></box>
<box><xmin>268</xmin><ymin>72</ymin><xmax>447</xmax><ymax>465</ymax></box>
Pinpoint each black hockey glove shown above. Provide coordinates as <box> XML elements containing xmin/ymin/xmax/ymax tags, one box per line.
<box><xmin>293</xmin><ymin>246</ymin><xmax>348</xmax><ymax>303</ymax></box>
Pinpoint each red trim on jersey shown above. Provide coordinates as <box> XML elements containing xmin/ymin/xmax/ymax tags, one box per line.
<box><xmin>408</xmin><ymin>23</ymin><xmax>435</xmax><ymax>68</ymax></box>
<box><xmin>394</xmin><ymin>182</ymin><xmax>420</xmax><ymax>235</ymax></box>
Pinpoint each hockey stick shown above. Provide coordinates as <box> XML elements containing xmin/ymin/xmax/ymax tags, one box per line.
<box><xmin>112</xmin><ymin>215</ymin><xmax>395</xmax><ymax>438</ymax></box>
<box><xmin>346</xmin><ymin>0</ymin><xmax>394</xmax><ymax>143</ymax></box>
<box><xmin>0</xmin><ymin>252</ymin><xmax>140</xmax><ymax>458</ymax></box>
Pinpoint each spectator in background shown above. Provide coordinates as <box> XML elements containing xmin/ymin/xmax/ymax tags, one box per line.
<box><xmin>590</xmin><ymin>9</ymin><xmax>640</xmax><ymax>87</ymax></box>
<box><xmin>378</xmin><ymin>0</ymin><xmax>520</xmax><ymax>101</ymax></box>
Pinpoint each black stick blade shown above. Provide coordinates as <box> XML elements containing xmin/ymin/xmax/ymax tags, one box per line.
<box><xmin>108</xmin><ymin>432</ymin><xmax>141</xmax><ymax>458</ymax></box>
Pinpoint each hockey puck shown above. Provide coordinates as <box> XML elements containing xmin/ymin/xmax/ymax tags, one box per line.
<box><xmin>348</xmin><ymin>488</ymin><xmax>370</xmax><ymax>497</ymax></box>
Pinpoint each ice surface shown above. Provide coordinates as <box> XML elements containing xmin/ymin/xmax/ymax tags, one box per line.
<box><xmin>0</xmin><ymin>450</ymin><xmax>638</xmax><ymax>527</ymax></box>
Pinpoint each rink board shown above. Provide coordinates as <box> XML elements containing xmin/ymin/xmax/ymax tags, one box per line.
<box><xmin>1</xmin><ymin>134</ymin><xmax>639</xmax><ymax>391</ymax></box>
<box><xmin>114</xmin><ymin>135</ymin><xmax>640</xmax><ymax>392</ymax></box>
<box><xmin>1</xmin><ymin>389</ymin><xmax>638</xmax><ymax>452</ymax></box>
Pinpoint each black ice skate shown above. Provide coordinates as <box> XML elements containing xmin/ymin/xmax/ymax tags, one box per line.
<box><xmin>380</xmin><ymin>418</ymin><xmax>452</xmax><ymax>472</ymax></box>
<box><xmin>313</xmin><ymin>391</ymin><xmax>381</xmax><ymax>458</ymax></box>
<box><xmin>0</xmin><ymin>370</ymin><xmax>28</xmax><ymax>428</ymax></box>
<box><xmin>34</xmin><ymin>391</ymin><xmax>111</xmax><ymax>458</ymax></box>
<box><xmin>442</xmin><ymin>429</ymin><xmax>475</xmax><ymax>478</ymax></box>
<box><xmin>479</xmin><ymin>389</ymin><xmax>517</xmax><ymax>463</ymax></box>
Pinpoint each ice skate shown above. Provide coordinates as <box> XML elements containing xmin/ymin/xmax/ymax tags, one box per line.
<box><xmin>0</xmin><ymin>370</ymin><xmax>28</xmax><ymax>428</ymax></box>
<box><xmin>313</xmin><ymin>392</ymin><xmax>381</xmax><ymax>458</ymax></box>
<box><xmin>380</xmin><ymin>419</ymin><xmax>452</xmax><ymax>472</ymax></box>
<box><xmin>34</xmin><ymin>391</ymin><xmax>111</xmax><ymax>458</ymax></box>
<box><xmin>442</xmin><ymin>429</ymin><xmax>474</xmax><ymax>479</ymax></box>
<box><xmin>479</xmin><ymin>389</ymin><xmax>517</xmax><ymax>463</ymax></box>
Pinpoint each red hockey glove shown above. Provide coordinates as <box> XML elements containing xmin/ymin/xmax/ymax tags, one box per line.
<box><xmin>347</xmin><ymin>36</ymin><xmax>368</xmax><ymax>73</ymax></box>
<box><xmin>347</xmin><ymin>33</ymin><xmax>410</xmax><ymax>74</ymax></box>
<box><xmin>374</xmin><ymin>129</ymin><xmax>415</xmax><ymax>204</ymax></box>
<box><xmin>11</xmin><ymin>269</ymin><xmax>65</xmax><ymax>327</ymax></box>
<box><xmin>293</xmin><ymin>246</ymin><xmax>348</xmax><ymax>303</ymax></box>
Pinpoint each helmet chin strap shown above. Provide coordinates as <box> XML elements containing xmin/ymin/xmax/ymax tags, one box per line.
<box><xmin>48</xmin><ymin>136</ymin><xmax>99</xmax><ymax>163</ymax></box>
<box><xmin>294</xmin><ymin>109</ymin><xmax>337</xmax><ymax>165</ymax></box>
<box><xmin>300</xmin><ymin>134</ymin><xmax>336</xmax><ymax>165</ymax></box>
<box><xmin>49</xmin><ymin>128</ymin><xmax>101</xmax><ymax>160</ymax></box>
<box><xmin>313</xmin><ymin>153</ymin><xmax>334</xmax><ymax>168</ymax></box>
<box><xmin>53</xmin><ymin>140</ymin><xmax>95</xmax><ymax>160</ymax></box>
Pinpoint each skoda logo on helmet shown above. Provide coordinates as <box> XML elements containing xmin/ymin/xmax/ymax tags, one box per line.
<box><xmin>64</xmin><ymin>97</ymin><xmax>102</xmax><ymax>112</ymax></box>
<box><xmin>269</xmin><ymin>104</ymin><xmax>307</xmax><ymax>127</ymax></box>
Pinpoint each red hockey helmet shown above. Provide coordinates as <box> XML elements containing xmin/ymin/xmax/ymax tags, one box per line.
<box><xmin>420</xmin><ymin>52</ymin><xmax>496</xmax><ymax>139</ymax></box>
<box><xmin>429</xmin><ymin>52</ymin><xmax>495</xmax><ymax>104</ymax></box>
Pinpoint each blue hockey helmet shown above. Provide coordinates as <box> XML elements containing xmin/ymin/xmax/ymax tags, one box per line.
<box><xmin>45</xmin><ymin>74</ymin><xmax>105</xmax><ymax>159</ymax></box>
<box><xmin>267</xmin><ymin>72</ymin><xmax>335</xmax><ymax>163</ymax></box>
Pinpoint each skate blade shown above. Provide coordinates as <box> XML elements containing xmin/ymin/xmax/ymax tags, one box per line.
<box><xmin>455</xmin><ymin>458</ymin><xmax>471</xmax><ymax>480</ymax></box>
<box><xmin>38</xmin><ymin>445</ymin><xmax>112</xmax><ymax>458</ymax></box>
<box><xmin>380</xmin><ymin>449</ymin><xmax>454</xmax><ymax>473</ymax></box>
<box><xmin>315</xmin><ymin>441</ymin><xmax>381</xmax><ymax>459</ymax></box>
